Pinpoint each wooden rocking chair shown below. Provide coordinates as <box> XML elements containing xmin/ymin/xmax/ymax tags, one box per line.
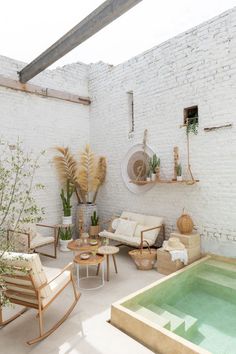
<box><xmin>0</xmin><ymin>252</ymin><xmax>80</xmax><ymax>344</ymax></box>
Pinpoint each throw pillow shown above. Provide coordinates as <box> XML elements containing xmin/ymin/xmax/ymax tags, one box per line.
<box><xmin>115</xmin><ymin>219</ymin><xmax>137</xmax><ymax>237</ymax></box>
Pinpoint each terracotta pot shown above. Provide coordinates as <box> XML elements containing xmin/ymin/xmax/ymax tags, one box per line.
<box><xmin>177</xmin><ymin>212</ymin><xmax>194</xmax><ymax>234</ymax></box>
<box><xmin>89</xmin><ymin>225</ymin><xmax>100</xmax><ymax>237</ymax></box>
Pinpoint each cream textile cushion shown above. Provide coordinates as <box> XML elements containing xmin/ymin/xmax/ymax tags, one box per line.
<box><xmin>115</xmin><ymin>219</ymin><xmax>137</xmax><ymax>237</ymax></box>
<box><xmin>30</xmin><ymin>233</ymin><xmax>54</xmax><ymax>249</ymax></box>
<box><xmin>1</xmin><ymin>252</ymin><xmax>52</xmax><ymax>298</ymax></box>
<box><xmin>134</xmin><ymin>224</ymin><xmax>159</xmax><ymax>241</ymax></box>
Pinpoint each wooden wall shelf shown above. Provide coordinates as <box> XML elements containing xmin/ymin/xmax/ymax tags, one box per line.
<box><xmin>130</xmin><ymin>179</ymin><xmax>199</xmax><ymax>185</ymax></box>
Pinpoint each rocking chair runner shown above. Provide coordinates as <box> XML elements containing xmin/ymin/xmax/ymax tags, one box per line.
<box><xmin>0</xmin><ymin>252</ymin><xmax>80</xmax><ymax>345</ymax></box>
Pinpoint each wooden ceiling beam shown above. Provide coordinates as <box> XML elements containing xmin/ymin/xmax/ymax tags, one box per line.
<box><xmin>18</xmin><ymin>0</ymin><xmax>143</xmax><ymax>83</ymax></box>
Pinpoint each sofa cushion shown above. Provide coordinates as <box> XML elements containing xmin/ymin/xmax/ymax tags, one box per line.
<box><xmin>115</xmin><ymin>219</ymin><xmax>137</xmax><ymax>237</ymax></box>
<box><xmin>30</xmin><ymin>233</ymin><xmax>54</xmax><ymax>249</ymax></box>
<box><xmin>99</xmin><ymin>230</ymin><xmax>155</xmax><ymax>247</ymax></box>
<box><xmin>134</xmin><ymin>224</ymin><xmax>159</xmax><ymax>241</ymax></box>
<box><xmin>121</xmin><ymin>212</ymin><xmax>163</xmax><ymax>231</ymax></box>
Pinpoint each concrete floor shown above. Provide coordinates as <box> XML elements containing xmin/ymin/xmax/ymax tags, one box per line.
<box><xmin>0</xmin><ymin>246</ymin><xmax>164</xmax><ymax>354</ymax></box>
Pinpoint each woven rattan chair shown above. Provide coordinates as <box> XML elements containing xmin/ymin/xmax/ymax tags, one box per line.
<box><xmin>0</xmin><ymin>252</ymin><xmax>80</xmax><ymax>344</ymax></box>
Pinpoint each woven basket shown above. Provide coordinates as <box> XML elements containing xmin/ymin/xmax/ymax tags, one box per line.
<box><xmin>129</xmin><ymin>247</ymin><xmax>157</xmax><ymax>270</ymax></box>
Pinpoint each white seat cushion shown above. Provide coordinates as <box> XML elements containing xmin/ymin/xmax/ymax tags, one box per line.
<box><xmin>30</xmin><ymin>233</ymin><xmax>54</xmax><ymax>248</ymax></box>
<box><xmin>115</xmin><ymin>219</ymin><xmax>137</xmax><ymax>237</ymax></box>
<box><xmin>134</xmin><ymin>224</ymin><xmax>160</xmax><ymax>242</ymax></box>
<box><xmin>99</xmin><ymin>230</ymin><xmax>155</xmax><ymax>247</ymax></box>
<box><xmin>41</xmin><ymin>266</ymin><xmax>71</xmax><ymax>307</ymax></box>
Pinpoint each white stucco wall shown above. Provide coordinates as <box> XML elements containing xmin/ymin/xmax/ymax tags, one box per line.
<box><xmin>0</xmin><ymin>55</ymin><xmax>90</xmax><ymax>224</ymax></box>
<box><xmin>89</xmin><ymin>7</ymin><xmax>236</xmax><ymax>256</ymax></box>
<box><xmin>0</xmin><ymin>7</ymin><xmax>236</xmax><ymax>256</ymax></box>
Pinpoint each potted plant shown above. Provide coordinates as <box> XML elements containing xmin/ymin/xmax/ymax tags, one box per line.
<box><xmin>176</xmin><ymin>163</ymin><xmax>183</xmax><ymax>181</ymax></box>
<box><xmin>59</xmin><ymin>227</ymin><xmax>72</xmax><ymax>252</ymax></box>
<box><xmin>146</xmin><ymin>169</ymin><xmax>151</xmax><ymax>182</ymax></box>
<box><xmin>89</xmin><ymin>211</ymin><xmax>100</xmax><ymax>237</ymax></box>
<box><xmin>149</xmin><ymin>154</ymin><xmax>160</xmax><ymax>181</ymax></box>
<box><xmin>60</xmin><ymin>180</ymin><xmax>74</xmax><ymax>225</ymax></box>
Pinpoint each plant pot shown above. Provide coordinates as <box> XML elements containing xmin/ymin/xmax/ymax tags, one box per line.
<box><xmin>76</xmin><ymin>204</ymin><xmax>97</xmax><ymax>236</ymax></box>
<box><xmin>146</xmin><ymin>177</ymin><xmax>151</xmax><ymax>182</ymax></box>
<box><xmin>62</xmin><ymin>216</ymin><xmax>72</xmax><ymax>225</ymax></box>
<box><xmin>89</xmin><ymin>225</ymin><xmax>100</xmax><ymax>237</ymax></box>
<box><xmin>59</xmin><ymin>239</ymin><xmax>71</xmax><ymax>252</ymax></box>
<box><xmin>177</xmin><ymin>176</ymin><xmax>183</xmax><ymax>182</ymax></box>
<box><xmin>151</xmin><ymin>173</ymin><xmax>156</xmax><ymax>181</ymax></box>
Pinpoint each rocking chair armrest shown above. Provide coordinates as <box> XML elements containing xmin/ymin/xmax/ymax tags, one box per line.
<box><xmin>38</xmin><ymin>263</ymin><xmax>74</xmax><ymax>290</ymax></box>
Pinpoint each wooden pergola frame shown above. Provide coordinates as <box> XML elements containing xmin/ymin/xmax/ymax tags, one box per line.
<box><xmin>18</xmin><ymin>0</ymin><xmax>143</xmax><ymax>83</ymax></box>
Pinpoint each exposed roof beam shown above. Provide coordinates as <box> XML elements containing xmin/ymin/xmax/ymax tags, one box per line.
<box><xmin>18</xmin><ymin>0</ymin><xmax>143</xmax><ymax>83</ymax></box>
<box><xmin>0</xmin><ymin>75</ymin><xmax>90</xmax><ymax>105</ymax></box>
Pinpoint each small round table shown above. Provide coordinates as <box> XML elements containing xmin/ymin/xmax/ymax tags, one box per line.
<box><xmin>74</xmin><ymin>254</ymin><xmax>104</xmax><ymax>290</ymax></box>
<box><xmin>68</xmin><ymin>239</ymin><xmax>101</xmax><ymax>254</ymax></box>
<box><xmin>97</xmin><ymin>245</ymin><xmax>119</xmax><ymax>281</ymax></box>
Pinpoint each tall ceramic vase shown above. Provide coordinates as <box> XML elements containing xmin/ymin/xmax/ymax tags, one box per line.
<box><xmin>76</xmin><ymin>204</ymin><xmax>97</xmax><ymax>237</ymax></box>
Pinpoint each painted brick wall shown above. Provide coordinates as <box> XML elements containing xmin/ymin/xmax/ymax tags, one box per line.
<box><xmin>89</xmin><ymin>8</ymin><xmax>236</xmax><ymax>257</ymax></box>
<box><xmin>0</xmin><ymin>55</ymin><xmax>90</xmax><ymax>225</ymax></box>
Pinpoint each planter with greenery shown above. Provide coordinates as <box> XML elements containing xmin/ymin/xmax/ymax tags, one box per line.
<box><xmin>60</xmin><ymin>180</ymin><xmax>74</xmax><ymax>224</ymax></box>
<box><xmin>89</xmin><ymin>211</ymin><xmax>100</xmax><ymax>237</ymax></box>
<box><xmin>176</xmin><ymin>163</ymin><xmax>183</xmax><ymax>181</ymax></box>
<box><xmin>53</xmin><ymin>145</ymin><xmax>107</xmax><ymax>234</ymax></box>
<box><xmin>149</xmin><ymin>154</ymin><xmax>160</xmax><ymax>181</ymax></box>
<box><xmin>59</xmin><ymin>227</ymin><xmax>72</xmax><ymax>252</ymax></box>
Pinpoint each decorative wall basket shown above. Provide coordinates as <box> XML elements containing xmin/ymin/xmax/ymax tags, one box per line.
<box><xmin>121</xmin><ymin>144</ymin><xmax>155</xmax><ymax>194</ymax></box>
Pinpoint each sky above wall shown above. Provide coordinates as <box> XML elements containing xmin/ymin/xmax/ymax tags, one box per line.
<box><xmin>1</xmin><ymin>0</ymin><xmax>236</xmax><ymax>69</ymax></box>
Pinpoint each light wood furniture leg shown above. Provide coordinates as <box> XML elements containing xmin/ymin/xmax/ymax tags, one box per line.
<box><xmin>112</xmin><ymin>255</ymin><xmax>118</xmax><ymax>273</ymax></box>
<box><xmin>106</xmin><ymin>255</ymin><xmax>109</xmax><ymax>281</ymax></box>
<box><xmin>96</xmin><ymin>263</ymin><xmax>100</xmax><ymax>276</ymax></box>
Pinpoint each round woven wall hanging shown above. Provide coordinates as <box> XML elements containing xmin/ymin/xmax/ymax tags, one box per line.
<box><xmin>121</xmin><ymin>144</ymin><xmax>155</xmax><ymax>194</ymax></box>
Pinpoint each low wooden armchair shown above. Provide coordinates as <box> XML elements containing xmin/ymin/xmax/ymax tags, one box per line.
<box><xmin>7</xmin><ymin>223</ymin><xmax>58</xmax><ymax>258</ymax></box>
<box><xmin>0</xmin><ymin>251</ymin><xmax>80</xmax><ymax>344</ymax></box>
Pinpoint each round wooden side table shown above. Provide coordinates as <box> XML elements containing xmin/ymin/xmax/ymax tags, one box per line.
<box><xmin>74</xmin><ymin>254</ymin><xmax>104</xmax><ymax>290</ymax></box>
<box><xmin>97</xmin><ymin>245</ymin><xmax>119</xmax><ymax>281</ymax></box>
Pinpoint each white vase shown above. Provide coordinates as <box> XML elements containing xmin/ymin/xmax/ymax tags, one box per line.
<box><xmin>62</xmin><ymin>216</ymin><xmax>72</xmax><ymax>225</ymax></box>
<box><xmin>59</xmin><ymin>239</ymin><xmax>71</xmax><ymax>252</ymax></box>
<box><xmin>151</xmin><ymin>173</ymin><xmax>156</xmax><ymax>181</ymax></box>
<box><xmin>177</xmin><ymin>176</ymin><xmax>183</xmax><ymax>182</ymax></box>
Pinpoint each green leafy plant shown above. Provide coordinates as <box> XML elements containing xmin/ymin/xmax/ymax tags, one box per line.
<box><xmin>0</xmin><ymin>139</ymin><xmax>45</xmax><ymax>307</ymax></box>
<box><xmin>60</xmin><ymin>180</ymin><xmax>74</xmax><ymax>217</ymax></box>
<box><xmin>176</xmin><ymin>163</ymin><xmax>182</xmax><ymax>176</ymax></box>
<box><xmin>59</xmin><ymin>227</ymin><xmax>72</xmax><ymax>240</ymax></box>
<box><xmin>149</xmin><ymin>154</ymin><xmax>160</xmax><ymax>174</ymax></box>
<box><xmin>91</xmin><ymin>211</ymin><xmax>99</xmax><ymax>226</ymax></box>
<box><xmin>186</xmin><ymin>117</ymin><xmax>198</xmax><ymax>135</ymax></box>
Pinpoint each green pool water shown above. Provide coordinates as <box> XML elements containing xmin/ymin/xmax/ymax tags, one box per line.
<box><xmin>123</xmin><ymin>259</ymin><xmax>236</xmax><ymax>354</ymax></box>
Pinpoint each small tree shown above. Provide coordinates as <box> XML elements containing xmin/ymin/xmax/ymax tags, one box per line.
<box><xmin>0</xmin><ymin>139</ymin><xmax>45</xmax><ymax>307</ymax></box>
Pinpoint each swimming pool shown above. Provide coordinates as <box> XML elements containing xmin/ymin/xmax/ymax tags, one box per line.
<box><xmin>111</xmin><ymin>256</ymin><xmax>236</xmax><ymax>354</ymax></box>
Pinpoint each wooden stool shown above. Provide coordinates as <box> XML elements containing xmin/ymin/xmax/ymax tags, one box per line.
<box><xmin>97</xmin><ymin>245</ymin><xmax>119</xmax><ymax>281</ymax></box>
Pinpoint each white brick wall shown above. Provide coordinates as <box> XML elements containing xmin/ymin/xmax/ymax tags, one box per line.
<box><xmin>0</xmin><ymin>7</ymin><xmax>236</xmax><ymax>256</ymax></box>
<box><xmin>89</xmin><ymin>7</ymin><xmax>236</xmax><ymax>257</ymax></box>
<box><xmin>0</xmin><ymin>55</ymin><xmax>90</xmax><ymax>225</ymax></box>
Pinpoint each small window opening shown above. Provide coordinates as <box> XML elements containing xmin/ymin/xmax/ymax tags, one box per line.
<box><xmin>127</xmin><ymin>91</ymin><xmax>134</xmax><ymax>133</ymax></box>
<box><xmin>184</xmin><ymin>106</ymin><xmax>198</xmax><ymax>125</ymax></box>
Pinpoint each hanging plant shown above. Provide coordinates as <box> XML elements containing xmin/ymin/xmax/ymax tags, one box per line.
<box><xmin>186</xmin><ymin>117</ymin><xmax>198</xmax><ymax>135</ymax></box>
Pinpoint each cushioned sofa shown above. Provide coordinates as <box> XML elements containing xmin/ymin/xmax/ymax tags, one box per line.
<box><xmin>99</xmin><ymin>211</ymin><xmax>165</xmax><ymax>248</ymax></box>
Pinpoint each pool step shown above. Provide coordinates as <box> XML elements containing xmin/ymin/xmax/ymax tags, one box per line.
<box><xmin>134</xmin><ymin>305</ymin><xmax>171</xmax><ymax>330</ymax></box>
<box><xmin>196</xmin><ymin>270</ymin><xmax>236</xmax><ymax>291</ymax></box>
<box><xmin>161</xmin><ymin>304</ymin><xmax>198</xmax><ymax>334</ymax></box>
<box><xmin>205</xmin><ymin>259</ymin><xmax>236</xmax><ymax>274</ymax></box>
<box><xmin>146</xmin><ymin>303</ymin><xmax>185</xmax><ymax>335</ymax></box>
